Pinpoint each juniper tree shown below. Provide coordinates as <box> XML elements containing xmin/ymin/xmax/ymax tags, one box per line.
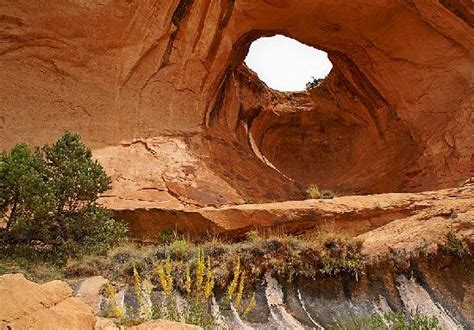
<box><xmin>0</xmin><ymin>133</ymin><xmax>127</xmax><ymax>261</ymax></box>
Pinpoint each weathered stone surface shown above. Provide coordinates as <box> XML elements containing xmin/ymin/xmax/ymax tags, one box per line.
<box><xmin>94</xmin><ymin>318</ymin><xmax>201</xmax><ymax>330</ymax></box>
<box><xmin>0</xmin><ymin>274</ymin><xmax>201</xmax><ymax>330</ymax></box>
<box><xmin>129</xmin><ymin>320</ymin><xmax>201</xmax><ymax>330</ymax></box>
<box><xmin>114</xmin><ymin>186</ymin><xmax>474</xmax><ymax>241</ymax></box>
<box><xmin>95</xmin><ymin>134</ymin><xmax>302</xmax><ymax>208</ymax></box>
<box><xmin>0</xmin><ymin>274</ymin><xmax>96</xmax><ymax>330</ymax></box>
<box><xmin>75</xmin><ymin>276</ymin><xmax>109</xmax><ymax>313</ymax></box>
<box><xmin>0</xmin><ymin>0</ymin><xmax>472</xmax><ymax>199</ymax></box>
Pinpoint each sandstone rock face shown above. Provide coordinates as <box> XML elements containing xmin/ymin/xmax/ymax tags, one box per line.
<box><xmin>0</xmin><ymin>1</ymin><xmax>472</xmax><ymax>199</ymax></box>
<box><xmin>0</xmin><ymin>274</ymin><xmax>201</xmax><ymax>330</ymax></box>
<box><xmin>115</xmin><ymin>186</ymin><xmax>474</xmax><ymax>241</ymax></box>
<box><xmin>95</xmin><ymin>134</ymin><xmax>302</xmax><ymax>208</ymax></box>
<box><xmin>94</xmin><ymin>318</ymin><xmax>201</xmax><ymax>330</ymax></box>
<box><xmin>74</xmin><ymin>276</ymin><xmax>109</xmax><ymax>313</ymax></box>
<box><xmin>0</xmin><ymin>274</ymin><xmax>96</xmax><ymax>329</ymax></box>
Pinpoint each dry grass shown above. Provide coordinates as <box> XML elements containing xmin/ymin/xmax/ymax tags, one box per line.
<box><xmin>56</xmin><ymin>231</ymin><xmax>365</xmax><ymax>289</ymax></box>
<box><xmin>306</xmin><ymin>184</ymin><xmax>335</xmax><ymax>199</ymax></box>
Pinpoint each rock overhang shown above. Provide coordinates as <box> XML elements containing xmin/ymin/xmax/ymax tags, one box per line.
<box><xmin>0</xmin><ymin>0</ymin><xmax>472</xmax><ymax>204</ymax></box>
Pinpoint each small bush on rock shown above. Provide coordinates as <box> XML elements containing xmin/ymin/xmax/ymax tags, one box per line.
<box><xmin>306</xmin><ymin>76</ymin><xmax>325</xmax><ymax>90</ymax></box>
<box><xmin>443</xmin><ymin>231</ymin><xmax>468</xmax><ymax>257</ymax></box>
<box><xmin>318</xmin><ymin>233</ymin><xmax>364</xmax><ymax>278</ymax></box>
<box><xmin>0</xmin><ymin>132</ymin><xmax>127</xmax><ymax>262</ymax></box>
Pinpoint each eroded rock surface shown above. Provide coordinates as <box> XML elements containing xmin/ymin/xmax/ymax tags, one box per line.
<box><xmin>95</xmin><ymin>318</ymin><xmax>201</xmax><ymax>330</ymax></box>
<box><xmin>113</xmin><ymin>185</ymin><xmax>474</xmax><ymax>242</ymax></box>
<box><xmin>0</xmin><ymin>0</ymin><xmax>472</xmax><ymax>197</ymax></box>
<box><xmin>0</xmin><ymin>274</ymin><xmax>96</xmax><ymax>329</ymax></box>
<box><xmin>0</xmin><ymin>274</ymin><xmax>201</xmax><ymax>330</ymax></box>
<box><xmin>95</xmin><ymin>134</ymin><xmax>302</xmax><ymax>208</ymax></box>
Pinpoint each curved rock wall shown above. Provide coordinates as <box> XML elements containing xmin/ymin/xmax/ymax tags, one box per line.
<box><xmin>0</xmin><ymin>0</ymin><xmax>473</xmax><ymax>197</ymax></box>
<box><xmin>225</xmin><ymin>1</ymin><xmax>474</xmax><ymax>193</ymax></box>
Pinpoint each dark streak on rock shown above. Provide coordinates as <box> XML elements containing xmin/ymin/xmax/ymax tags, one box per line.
<box><xmin>205</xmin><ymin>0</ymin><xmax>236</xmax><ymax>62</ymax></box>
<box><xmin>331</xmin><ymin>52</ymin><xmax>396</xmax><ymax>138</ymax></box>
<box><xmin>410</xmin><ymin>260</ymin><xmax>472</xmax><ymax>329</ymax></box>
<box><xmin>205</xmin><ymin>30</ymin><xmax>282</xmax><ymax>128</ymax></box>
<box><xmin>207</xmin><ymin>67</ymin><xmax>233</xmax><ymax>127</ymax></box>
<box><xmin>439</xmin><ymin>0</ymin><xmax>474</xmax><ymax>27</ymax></box>
<box><xmin>160</xmin><ymin>0</ymin><xmax>195</xmax><ymax>69</ymax></box>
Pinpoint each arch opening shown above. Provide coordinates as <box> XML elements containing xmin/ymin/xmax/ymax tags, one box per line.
<box><xmin>237</xmin><ymin>34</ymin><xmax>413</xmax><ymax>195</ymax></box>
<box><xmin>244</xmin><ymin>35</ymin><xmax>332</xmax><ymax>92</ymax></box>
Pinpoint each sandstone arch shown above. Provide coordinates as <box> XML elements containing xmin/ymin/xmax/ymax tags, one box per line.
<box><xmin>0</xmin><ymin>0</ymin><xmax>473</xmax><ymax>203</ymax></box>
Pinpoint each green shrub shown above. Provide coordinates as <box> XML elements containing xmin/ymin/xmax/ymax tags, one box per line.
<box><xmin>0</xmin><ymin>133</ymin><xmax>127</xmax><ymax>262</ymax></box>
<box><xmin>158</xmin><ymin>229</ymin><xmax>177</xmax><ymax>244</ymax></box>
<box><xmin>306</xmin><ymin>76</ymin><xmax>325</xmax><ymax>90</ymax></box>
<box><xmin>333</xmin><ymin>311</ymin><xmax>441</xmax><ymax>330</ymax></box>
<box><xmin>245</xmin><ymin>230</ymin><xmax>261</xmax><ymax>243</ymax></box>
<box><xmin>315</xmin><ymin>233</ymin><xmax>364</xmax><ymax>278</ymax></box>
<box><xmin>443</xmin><ymin>231</ymin><xmax>468</xmax><ymax>257</ymax></box>
<box><xmin>169</xmin><ymin>239</ymin><xmax>189</xmax><ymax>259</ymax></box>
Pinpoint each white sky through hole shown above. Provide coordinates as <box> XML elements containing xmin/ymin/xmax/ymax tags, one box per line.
<box><xmin>245</xmin><ymin>35</ymin><xmax>332</xmax><ymax>92</ymax></box>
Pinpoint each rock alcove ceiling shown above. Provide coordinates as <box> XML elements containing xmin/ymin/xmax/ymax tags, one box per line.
<box><xmin>0</xmin><ymin>0</ymin><xmax>473</xmax><ymax>208</ymax></box>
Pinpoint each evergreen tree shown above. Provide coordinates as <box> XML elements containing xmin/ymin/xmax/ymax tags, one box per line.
<box><xmin>0</xmin><ymin>133</ymin><xmax>127</xmax><ymax>261</ymax></box>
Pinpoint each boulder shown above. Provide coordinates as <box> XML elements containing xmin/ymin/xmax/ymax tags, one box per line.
<box><xmin>0</xmin><ymin>274</ymin><xmax>96</xmax><ymax>330</ymax></box>
<box><xmin>75</xmin><ymin>276</ymin><xmax>109</xmax><ymax>313</ymax></box>
<box><xmin>0</xmin><ymin>274</ymin><xmax>201</xmax><ymax>330</ymax></box>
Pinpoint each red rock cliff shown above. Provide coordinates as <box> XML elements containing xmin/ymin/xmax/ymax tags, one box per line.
<box><xmin>0</xmin><ymin>0</ymin><xmax>473</xmax><ymax>201</ymax></box>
